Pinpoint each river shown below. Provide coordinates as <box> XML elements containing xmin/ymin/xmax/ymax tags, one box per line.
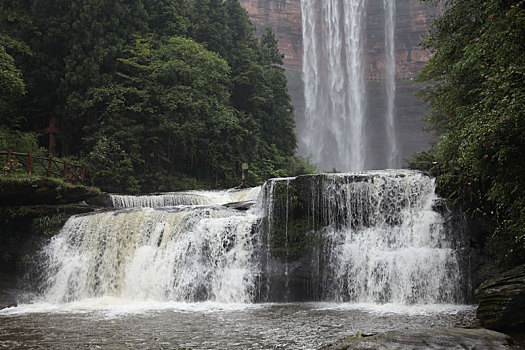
<box><xmin>0</xmin><ymin>301</ymin><xmax>476</xmax><ymax>349</ymax></box>
<box><xmin>0</xmin><ymin>171</ymin><xmax>478</xmax><ymax>349</ymax></box>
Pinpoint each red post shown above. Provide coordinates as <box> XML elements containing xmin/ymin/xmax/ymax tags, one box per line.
<box><xmin>47</xmin><ymin>157</ymin><xmax>52</xmax><ymax>176</ymax></box>
<box><xmin>28</xmin><ymin>152</ymin><xmax>32</xmax><ymax>176</ymax></box>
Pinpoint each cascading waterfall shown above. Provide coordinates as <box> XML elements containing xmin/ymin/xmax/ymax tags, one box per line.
<box><xmin>110</xmin><ymin>187</ymin><xmax>261</xmax><ymax>208</ymax></box>
<box><xmin>40</xmin><ymin>206</ymin><xmax>260</xmax><ymax>304</ymax></box>
<box><xmin>37</xmin><ymin>170</ymin><xmax>468</xmax><ymax>305</ymax></box>
<box><xmin>260</xmin><ymin>170</ymin><xmax>467</xmax><ymax>303</ymax></box>
<box><xmin>300</xmin><ymin>0</ymin><xmax>366</xmax><ymax>171</ymax></box>
<box><xmin>317</xmin><ymin>172</ymin><xmax>463</xmax><ymax>303</ymax></box>
<box><xmin>383</xmin><ymin>0</ymin><xmax>398</xmax><ymax>168</ymax></box>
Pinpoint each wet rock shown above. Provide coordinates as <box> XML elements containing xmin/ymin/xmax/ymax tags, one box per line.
<box><xmin>84</xmin><ymin>193</ymin><xmax>112</xmax><ymax>207</ymax></box>
<box><xmin>0</xmin><ymin>277</ymin><xmax>18</xmax><ymax>310</ymax></box>
<box><xmin>0</xmin><ymin>302</ymin><xmax>17</xmax><ymax>310</ymax></box>
<box><xmin>319</xmin><ymin>328</ymin><xmax>513</xmax><ymax>350</ymax></box>
<box><xmin>223</xmin><ymin>200</ymin><xmax>256</xmax><ymax>211</ymax></box>
<box><xmin>476</xmin><ymin>264</ymin><xmax>525</xmax><ymax>331</ymax></box>
<box><xmin>0</xmin><ymin>177</ymin><xmax>100</xmax><ymax>206</ymax></box>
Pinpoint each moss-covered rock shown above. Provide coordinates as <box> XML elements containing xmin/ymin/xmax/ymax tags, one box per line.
<box><xmin>476</xmin><ymin>264</ymin><xmax>525</xmax><ymax>331</ymax></box>
<box><xmin>0</xmin><ymin>176</ymin><xmax>105</xmax><ymax>281</ymax></box>
<box><xmin>0</xmin><ymin>176</ymin><xmax>100</xmax><ymax>206</ymax></box>
<box><xmin>0</xmin><ymin>204</ymin><xmax>96</xmax><ymax>275</ymax></box>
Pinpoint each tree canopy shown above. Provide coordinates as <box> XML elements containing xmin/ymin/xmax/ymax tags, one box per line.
<box><xmin>411</xmin><ymin>0</ymin><xmax>525</xmax><ymax>265</ymax></box>
<box><xmin>0</xmin><ymin>0</ymin><xmax>308</xmax><ymax>192</ymax></box>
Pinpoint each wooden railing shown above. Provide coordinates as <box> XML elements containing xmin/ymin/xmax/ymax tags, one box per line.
<box><xmin>0</xmin><ymin>150</ymin><xmax>84</xmax><ymax>184</ymax></box>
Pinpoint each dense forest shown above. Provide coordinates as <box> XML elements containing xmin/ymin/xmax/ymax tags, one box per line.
<box><xmin>410</xmin><ymin>0</ymin><xmax>524</xmax><ymax>266</ymax></box>
<box><xmin>0</xmin><ymin>0</ymin><xmax>314</xmax><ymax>193</ymax></box>
<box><xmin>1</xmin><ymin>0</ymin><xmax>523</xmax><ymax>266</ymax></box>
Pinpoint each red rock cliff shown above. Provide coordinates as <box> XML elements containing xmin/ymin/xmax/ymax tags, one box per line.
<box><xmin>239</xmin><ymin>0</ymin><xmax>439</xmax><ymax>78</ymax></box>
<box><xmin>239</xmin><ymin>0</ymin><xmax>442</xmax><ymax>165</ymax></box>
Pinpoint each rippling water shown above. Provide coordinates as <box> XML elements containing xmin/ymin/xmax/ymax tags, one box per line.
<box><xmin>0</xmin><ymin>301</ymin><xmax>476</xmax><ymax>349</ymax></box>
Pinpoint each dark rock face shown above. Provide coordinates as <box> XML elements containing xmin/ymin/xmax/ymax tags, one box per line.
<box><xmin>0</xmin><ymin>177</ymin><xmax>100</xmax><ymax>206</ymax></box>
<box><xmin>223</xmin><ymin>200</ymin><xmax>256</xmax><ymax>211</ymax></box>
<box><xmin>319</xmin><ymin>328</ymin><xmax>513</xmax><ymax>350</ymax></box>
<box><xmin>0</xmin><ymin>274</ymin><xmax>18</xmax><ymax>310</ymax></box>
<box><xmin>476</xmin><ymin>264</ymin><xmax>525</xmax><ymax>331</ymax></box>
<box><xmin>0</xmin><ymin>178</ymin><xmax>107</xmax><ymax>281</ymax></box>
<box><xmin>0</xmin><ymin>204</ymin><xmax>97</xmax><ymax>276</ymax></box>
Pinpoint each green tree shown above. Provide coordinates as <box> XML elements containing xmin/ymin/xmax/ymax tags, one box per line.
<box><xmin>412</xmin><ymin>0</ymin><xmax>525</xmax><ymax>265</ymax></box>
<box><xmin>81</xmin><ymin>36</ymin><xmax>245</xmax><ymax>192</ymax></box>
<box><xmin>1</xmin><ymin>0</ymin><xmax>304</xmax><ymax>191</ymax></box>
<box><xmin>0</xmin><ymin>46</ymin><xmax>24</xmax><ymax>122</ymax></box>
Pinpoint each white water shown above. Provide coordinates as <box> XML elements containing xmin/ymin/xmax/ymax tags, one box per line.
<box><xmin>383</xmin><ymin>0</ymin><xmax>398</xmax><ymax>167</ymax></box>
<box><xmin>324</xmin><ymin>171</ymin><xmax>455</xmax><ymax>303</ymax></box>
<box><xmin>261</xmin><ymin>170</ymin><xmax>465</xmax><ymax>303</ymax></box>
<box><xmin>40</xmin><ymin>206</ymin><xmax>260</xmax><ymax>304</ymax></box>
<box><xmin>300</xmin><ymin>1</ymin><xmax>403</xmax><ymax>171</ymax></box>
<box><xmin>300</xmin><ymin>0</ymin><xmax>366</xmax><ymax>171</ymax></box>
<box><xmin>110</xmin><ymin>187</ymin><xmax>261</xmax><ymax>208</ymax></box>
<box><xmin>33</xmin><ymin>170</ymin><xmax>466</xmax><ymax>307</ymax></box>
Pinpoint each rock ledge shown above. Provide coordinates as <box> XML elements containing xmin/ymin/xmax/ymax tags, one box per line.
<box><xmin>320</xmin><ymin>328</ymin><xmax>513</xmax><ymax>350</ymax></box>
<box><xmin>476</xmin><ymin>264</ymin><xmax>525</xmax><ymax>331</ymax></box>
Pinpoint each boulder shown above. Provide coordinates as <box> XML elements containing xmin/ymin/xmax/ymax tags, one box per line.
<box><xmin>319</xmin><ymin>328</ymin><xmax>513</xmax><ymax>350</ymax></box>
<box><xmin>0</xmin><ymin>276</ymin><xmax>18</xmax><ymax>310</ymax></box>
<box><xmin>476</xmin><ymin>264</ymin><xmax>525</xmax><ymax>331</ymax></box>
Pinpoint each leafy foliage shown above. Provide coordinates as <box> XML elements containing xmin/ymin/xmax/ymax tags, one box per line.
<box><xmin>412</xmin><ymin>0</ymin><xmax>525</xmax><ymax>266</ymax></box>
<box><xmin>0</xmin><ymin>0</ymin><xmax>306</xmax><ymax>192</ymax></box>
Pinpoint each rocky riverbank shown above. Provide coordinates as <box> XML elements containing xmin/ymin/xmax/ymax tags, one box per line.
<box><xmin>320</xmin><ymin>262</ymin><xmax>525</xmax><ymax>349</ymax></box>
<box><xmin>319</xmin><ymin>328</ymin><xmax>516</xmax><ymax>350</ymax></box>
<box><xmin>476</xmin><ymin>264</ymin><xmax>525</xmax><ymax>331</ymax></box>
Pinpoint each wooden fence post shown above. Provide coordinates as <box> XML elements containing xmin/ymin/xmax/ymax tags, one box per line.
<box><xmin>47</xmin><ymin>156</ymin><xmax>52</xmax><ymax>176</ymax></box>
<box><xmin>7</xmin><ymin>150</ymin><xmax>11</xmax><ymax>170</ymax></box>
<box><xmin>28</xmin><ymin>152</ymin><xmax>32</xmax><ymax>176</ymax></box>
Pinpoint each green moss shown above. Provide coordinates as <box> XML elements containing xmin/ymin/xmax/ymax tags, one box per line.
<box><xmin>269</xmin><ymin>181</ymin><xmax>323</xmax><ymax>261</ymax></box>
<box><xmin>0</xmin><ymin>175</ymin><xmax>100</xmax><ymax>206</ymax></box>
<box><xmin>32</xmin><ymin>214</ymin><xmax>65</xmax><ymax>236</ymax></box>
<box><xmin>271</xmin><ymin>218</ymin><xmax>321</xmax><ymax>261</ymax></box>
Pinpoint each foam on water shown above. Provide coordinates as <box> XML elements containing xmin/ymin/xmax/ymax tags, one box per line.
<box><xmin>39</xmin><ymin>206</ymin><xmax>260</xmax><ymax>304</ymax></box>
<box><xmin>1</xmin><ymin>299</ymin><xmax>265</xmax><ymax>317</ymax></box>
<box><xmin>110</xmin><ymin>187</ymin><xmax>261</xmax><ymax>208</ymax></box>
<box><xmin>311</xmin><ymin>302</ymin><xmax>476</xmax><ymax>316</ymax></box>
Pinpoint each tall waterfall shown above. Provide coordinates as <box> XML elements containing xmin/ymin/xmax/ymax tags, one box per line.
<box><xmin>37</xmin><ymin>170</ymin><xmax>468</xmax><ymax>305</ymax></box>
<box><xmin>300</xmin><ymin>0</ymin><xmax>367</xmax><ymax>171</ymax></box>
<box><xmin>300</xmin><ymin>1</ymin><xmax>402</xmax><ymax>170</ymax></box>
<box><xmin>383</xmin><ymin>0</ymin><xmax>398</xmax><ymax>168</ymax></box>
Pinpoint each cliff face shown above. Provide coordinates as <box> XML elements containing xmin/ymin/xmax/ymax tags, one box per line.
<box><xmin>240</xmin><ymin>0</ymin><xmax>438</xmax><ymax>78</ymax></box>
<box><xmin>365</xmin><ymin>0</ymin><xmax>439</xmax><ymax>80</ymax></box>
<box><xmin>239</xmin><ymin>0</ymin><xmax>441</xmax><ymax>167</ymax></box>
<box><xmin>239</xmin><ymin>0</ymin><xmax>303</xmax><ymax>73</ymax></box>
